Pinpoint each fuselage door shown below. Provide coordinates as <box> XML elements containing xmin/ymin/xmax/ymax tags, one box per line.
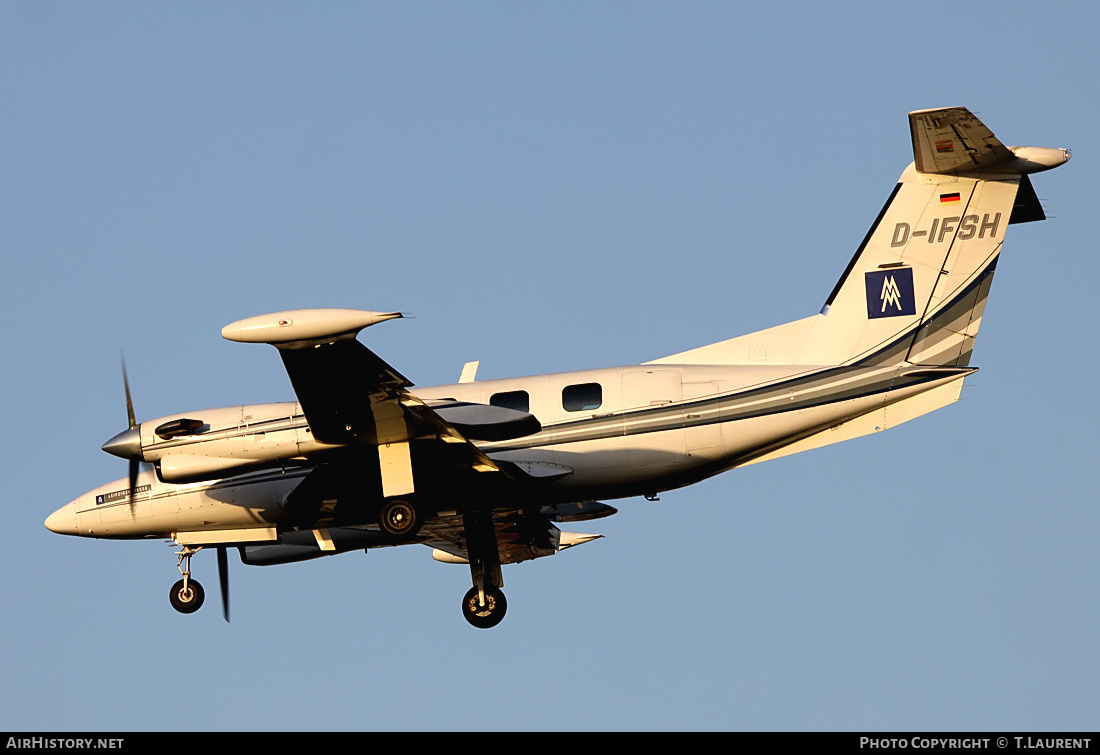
<box><xmin>620</xmin><ymin>368</ymin><xmax>685</xmax><ymax>475</ymax></box>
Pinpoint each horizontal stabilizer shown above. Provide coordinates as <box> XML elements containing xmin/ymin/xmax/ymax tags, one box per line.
<box><xmin>735</xmin><ymin>371</ymin><xmax>970</xmax><ymax>467</ymax></box>
<box><xmin>911</xmin><ymin>108</ymin><xmax>1069</xmax><ymax>175</ymax></box>
<box><xmin>559</xmin><ymin>532</ymin><xmax>603</xmax><ymax>549</ymax></box>
<box><xmin>910</xmin><ymin>107</ymin><xmax>1013</xmax><ymax>174</ymax></box>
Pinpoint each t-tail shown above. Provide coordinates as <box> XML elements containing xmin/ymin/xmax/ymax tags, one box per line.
<box><xmin>652</xmin><ymin>107</ymin><xmax>1069</xmax><ymax>369</ymax></box>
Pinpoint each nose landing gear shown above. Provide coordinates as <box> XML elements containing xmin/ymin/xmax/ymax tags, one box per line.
<box><xmin>169</xmin><ymin>545</ymin><xmax>205</xmax><ymax>614</ymax></box>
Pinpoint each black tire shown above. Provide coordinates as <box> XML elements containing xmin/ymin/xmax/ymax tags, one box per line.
<box><xmin>379</xmin><ymin>499</ymin><xmax>420</xmax><ymax>537</ymax></box>
<box><xmin>461</xmin><ymin>585</ymin><xmax>507</xmax><ymax>629</ymax></box>
<box><xmin>169</xmin><ymin>578</ymin><xmax>205</xmax><ymax>614</ymax></box>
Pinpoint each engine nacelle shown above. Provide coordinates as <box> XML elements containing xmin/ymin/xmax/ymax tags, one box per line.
<box><xmin>158</xmin><ymin>454</ymin><xmax>267</xmax><ymax>483</ymax></box>
<box><xmin>241</xmin><ymin>528</ymin><xmax>392</xmax><ymax>565</ymax></box>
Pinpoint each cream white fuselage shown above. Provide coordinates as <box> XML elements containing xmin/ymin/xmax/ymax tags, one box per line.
<box><xmin>48</xmin><ymin>360</ymin><xmax>966</xmax><ymax>541</ymax></box>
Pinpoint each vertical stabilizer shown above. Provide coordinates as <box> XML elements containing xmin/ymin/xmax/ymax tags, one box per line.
<box><xmin>650</xmin><ymin>107</ymin><xmax>1068</xmax><ymax>369</ymax></box>
<box><xmin>811</xmin><ymin>160</ymin><xmax>1019</xmax><ymax>367</ymax></box>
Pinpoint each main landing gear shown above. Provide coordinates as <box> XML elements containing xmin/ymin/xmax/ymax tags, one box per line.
<box><xmin>169</xmin><ymin>545</ymin><xmax>204</xmax><ymax>614</ymax></box>
<box><xmin>460</xmin><ymin>508</ymin><xmax>508</xmax><ymax>629</ymax></box>
<box><xmin>378</xmin><ymin>498</ymin><xmax>420</xmax><ymax>537</ymax></box>
<box><xmin>461</xmin><ymin>585</ymin><xmax>507</xmax><ymax>629</ymax></box>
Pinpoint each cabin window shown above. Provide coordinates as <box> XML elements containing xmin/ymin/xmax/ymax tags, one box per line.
<box><xmin>562</xmin><ymin>382</ymin><xmax>602</xmax><ymax>412</ymax></box>
<box><xmin>490</xmin><ymin>390</ymin><xmax>530</xmax><ymax>413</ymax></box>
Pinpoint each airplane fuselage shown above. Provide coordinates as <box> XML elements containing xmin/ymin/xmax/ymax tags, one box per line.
<box><xmin>50</xmin><ymin>359</ymin><xmax>971</xmax><ymax>542</ymax></box>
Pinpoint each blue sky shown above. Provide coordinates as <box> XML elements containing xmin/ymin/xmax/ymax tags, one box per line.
<box><xmin>2</xmin><ymin>2</ymin><xmax>1096</xmax><ymax>731</ymax></box>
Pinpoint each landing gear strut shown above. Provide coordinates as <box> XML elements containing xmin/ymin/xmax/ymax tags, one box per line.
<box><xmin>169</xmin><ymin>545</ymin><xmax>205</xmax><ymax>614</ymax></box>
<box><xmin>460</xmin><ymin>508</ymin><xmax>507</xmax><ymax>629</ymax></box>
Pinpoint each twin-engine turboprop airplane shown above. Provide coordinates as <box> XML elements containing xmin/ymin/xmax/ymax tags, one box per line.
<box><xmin>46</xmin><ymin>107</ymin><xmax>1068</xmax><ymax>628</ymax></box>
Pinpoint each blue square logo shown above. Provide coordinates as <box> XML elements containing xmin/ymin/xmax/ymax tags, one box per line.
<box><xmin>865</xmin><ymin>268</ymin><xmax>916</xmax><ymax>319</ymax></box>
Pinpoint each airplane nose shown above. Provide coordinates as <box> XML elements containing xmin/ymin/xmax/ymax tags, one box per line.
<box><xmin>102</xmin><ymin>427</ymin><xmax>141</xmax><ymax>459</ymax></box>
<box><xmin>45</xmin><ymin>502</ymin><xmax>78</xmax><ymax>536</ymax></box>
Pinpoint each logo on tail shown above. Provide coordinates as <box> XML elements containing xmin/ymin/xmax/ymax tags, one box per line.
<box><xmin>865</xmin><ymin>268</ymin><xmax>916</xmax><ymax>319</ymax></box>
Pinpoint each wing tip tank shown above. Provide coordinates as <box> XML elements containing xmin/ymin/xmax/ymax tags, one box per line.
<box><xmin>222</xmin><ymin>308</ymin><xmax>403</xmax><ymax>345</ymax></box>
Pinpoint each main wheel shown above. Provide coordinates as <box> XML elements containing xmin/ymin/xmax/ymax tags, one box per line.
<box><xmin>379</xmin><ymin>499</ymin><xmax>420</xmax><ymax>537</ymax></box>
<box><xmin>169</xmin><ymin>578</ymin><xmax>205</xmax><ymax>614</ymax></box>
<box><xmin>461</xmin><ymin>585</ymin><xmax>507</xmax><ymax>629</ymax></box>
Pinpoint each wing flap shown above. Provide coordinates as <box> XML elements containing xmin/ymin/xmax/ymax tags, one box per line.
<box><xmin>422</xmin><ymin>508</ymin><xmax>606</xmax><ymax>565</ymax></box>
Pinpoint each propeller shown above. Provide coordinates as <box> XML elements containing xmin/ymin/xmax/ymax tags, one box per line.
<box><xmin>100</xmin><ymin>354</ymin><xmax>146</xmax><ymax>516</ymax></box>
<box><xmin>120</xmin><ymin>355</ymin><xmax>140</xmax><ymax>516</ymax></box>
<box><xmin>217</xmin><ymin>546</ymin><xmax>230</xmax><ymax>622</ymax></box>
<box><xmin>99</xmin><ymin>353</ymin><xmax>161</xmax><ymax>520</ymax></box>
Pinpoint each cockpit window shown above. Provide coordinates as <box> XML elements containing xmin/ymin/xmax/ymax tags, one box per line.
<box><xmin>490</xmin><ymin>390</ymin><xmax>530</xmax><ymax>413</ymax></box>
<box><xmin>562</xmin><ymin>383</ymin><xmax>602</xmax><ymax>412</ymax></box>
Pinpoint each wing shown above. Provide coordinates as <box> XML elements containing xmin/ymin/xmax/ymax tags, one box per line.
<box><xmin>220</xmin><ymin>307</ymin><xmax>613</xmax><ymax>571</ymax></box>
<box><xmin>276</xmin><ymin>337</ymin><xmax>458</xmax><ymax>445</ymax></box>
<box><xmin>222</xmin><ymin>308</ymin><xmax>538</xmax><ymax>500</ymax></box>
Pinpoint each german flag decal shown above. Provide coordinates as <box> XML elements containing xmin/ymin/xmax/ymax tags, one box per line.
<box><xmin>935</xmin><ymin>139</ymin><xmax>954</xmax><ymax>153</ymax></box>
<box><xmin>940</xmin><ymin>192</ymin><xmax>961</xmax><ymax>205</ymax></box>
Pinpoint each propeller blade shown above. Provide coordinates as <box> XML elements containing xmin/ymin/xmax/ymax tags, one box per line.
<box><xmin>217</xmin><ymin>546</ymin><xmax>230</xmax><ymax>623</ymax></box>
<box><xmin>120</xmin><ymin>353</ymin><xmax>136</xmax><ymax>430</ymax></box>
<box><xmin>128</xmin><ymin>458</ymin><xmax>140</xmax><ymax>518</ymax></box>
<box><xmin>121</xmin><ymin>355</ymin><xmax>140</xmax><ymax>518</ymax></box>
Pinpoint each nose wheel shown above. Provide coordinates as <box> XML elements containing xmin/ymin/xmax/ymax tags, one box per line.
<box><xmin>169</xmin><ymin>578</ymin><xmax>205</xmax><ymax>613</ymax></box>
<box><xmin>169</xmin><ymin>545</ymin><xmax>205</xmax><ymax>615</ymax></box>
